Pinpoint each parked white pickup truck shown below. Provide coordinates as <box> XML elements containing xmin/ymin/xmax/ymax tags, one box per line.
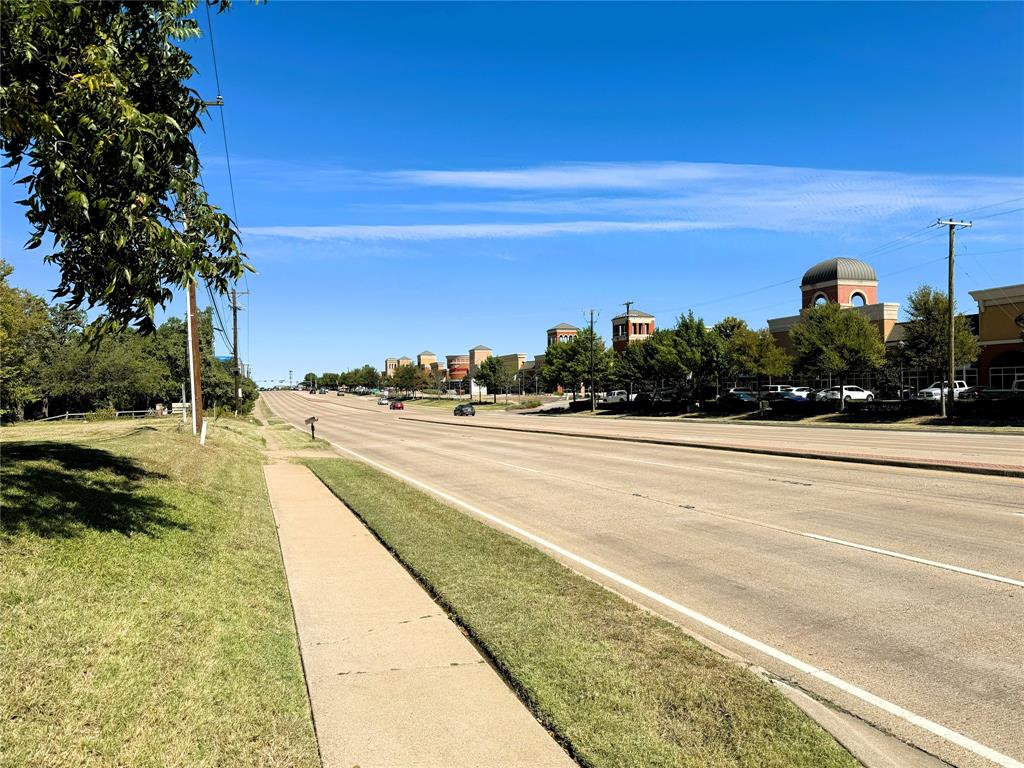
<box><xmin>916</xmin><ymin>380</ymin><xmax>968</xmax><ymax>400</ymax></box>
<box><xmin>602</xmin><ymin>390</ymin><xmax>637</xmax><ymax>404</ymax></box>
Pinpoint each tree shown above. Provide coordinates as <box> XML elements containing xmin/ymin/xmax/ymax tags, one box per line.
<box><xmin>1</xmin><ymin>0</ymin><xmax>250</xmax><ymax>337</ymax></box>
<box><xmin>319</xmin><ymin>372</ymin><xmax>341</xmax><ymax>389</ymax></box>
<box><xmin>0</xmin><ymin>260</ymin><xmax>51</xmax><ymax>419</ymax></box>
<box><xmin>790</xmin><ymin>303</ymin><xmax>885</xmax><ymax>411</ymax></box>
<box><xmin>900</xmin><ymin>285</ymin><xmax>979</xmax><ymax>382</ymax></box>
<box><xmin>392</xmin><ymin>364</ymin><xmax>426</xmax><ymax>394</ymax></box>
<box><xmin>474</xmin><ymin>356</ymin><xmax>513</xmax><ymax>403</ymax></box>
<box><xmin>542</xmin><ymin>329</ymin><xmax>612</xmax><ymax>399</ymax></box>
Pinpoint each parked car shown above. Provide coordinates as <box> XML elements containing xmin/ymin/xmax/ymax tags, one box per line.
<box><xmin>815</xmin><ymin>385</ymin><xmax>874</xmax><ymax>402</ymax></box>
<box><xmin>916</xmin><ymin>380</ymin><xmax>968</xmax><ymax>401</ymax></box>
<box><xmin>377</xmin><ymin>397</ymin><xmax>389</xmax><ymax>405</ymax></box>
<box><xmin>758</xmin><ymin>384</ymin><xmax>793</xmax><ymax>395</ymax></box>
<box><xmin>788</xmin><ymin>387</ymin><xmax>816</xmax><ymax>399</ymax></box>
<box><xmin>453</xmin><ymin>403</ymin><xmax>476</xmax><ymax>416</ymax></box>
<box><xmin>727</xmin><ymin>387</ymin><xmax>753</xmax><ymax>394</ymax></box>
<box><xmin>602</xmin><ymin>390</ymin><xmax>637</xmax><ymax>404</ymax></box>
<box><xmin>336</xmin><ymin>391</ymin><xmax>345</xmax><ymax>397</ymax></box>
<box><xmin>717</xmin><ymin>391</ymin><xmax>759</xmax><ymax>411</ymax></box>
<box><xmin>389</xmin><ymin>401</ymin><xmax>404</xmax><ymax>410</ymax></box>
<box><xmin>959</xmin><ymin>385</ymin><xmax>991</xmax><ymax>400</ymax></box>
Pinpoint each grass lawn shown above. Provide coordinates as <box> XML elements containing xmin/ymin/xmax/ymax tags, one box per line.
<box><xmin>304</xmin><ymin>457</ymin><xmax>859</xmax><ymax>768</ymax></box>
<box><xmin>0</xmin><ymin>417</ymin><xmax>319</xmax><ymax>768</ymax></box>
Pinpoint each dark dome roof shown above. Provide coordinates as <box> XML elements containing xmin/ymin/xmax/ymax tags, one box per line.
<box><xmin>802</xmin><ymin>258</ymin><xmax>877</xmax><ymax>286</ymax></box>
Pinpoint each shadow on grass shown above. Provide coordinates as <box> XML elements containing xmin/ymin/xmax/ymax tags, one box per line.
<box><xmin>1</xmin><ymin>441</ymin><xmax>186</xmax><ymax>539</ymax></box>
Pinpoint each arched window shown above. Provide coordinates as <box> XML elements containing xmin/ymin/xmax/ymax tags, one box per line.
<box><xmin>813</xmin><ymin>292</ymin><xmax>828</xmax><ymax>306</ymax></box>
<box><xmin>850</xmin><ymin>292</ymin><xmax>867</xmax><ymax>307</ymax></box>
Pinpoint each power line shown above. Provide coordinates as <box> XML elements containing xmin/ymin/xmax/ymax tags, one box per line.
<box><xmin>203</xmin><ymin>1</ymin><xmax>240</xmax><ymax>226</ymax></box>
<box><xmin>971</xmin><ymin>206</ymin><xmax>1024</xmax><ymax>221</ymax></box>
<box><xmin>950</xmin><ymin>196</ymin><xmax>1024</xmax><ymax>218</ymax></box>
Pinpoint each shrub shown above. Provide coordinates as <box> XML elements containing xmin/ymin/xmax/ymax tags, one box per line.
<box><xmin>86</xmin><ymin>406</ymin><xmax>117</xmax><ymax>421</ymax></box>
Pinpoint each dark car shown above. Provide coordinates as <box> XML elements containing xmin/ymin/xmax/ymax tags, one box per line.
<box><xmin>453</xmin><ymin>403</ymin><xmax>476</xmax><ymax>416</ymax></box>
<box><xmin>959</xmin><ymin>385</ymin><xmax>991</xmax><ymax>401</ymax></box>
<box><xmin>389</xmin><ymin>401</ymin><xmax>405</xmax><ymax>410</ymax></box>
<box><xmin>716</xmin><ymin>391</ymin><xmax>759</xmax><ymax>412</ymax></box>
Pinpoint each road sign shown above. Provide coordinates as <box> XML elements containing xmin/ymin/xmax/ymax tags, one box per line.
<box><xmin>304</xmin><ymin>416</ymin><xmax>318</xmax><ymax>425</ymax></box>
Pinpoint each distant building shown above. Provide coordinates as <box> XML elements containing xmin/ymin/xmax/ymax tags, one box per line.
<box><xmin>611</xmin><ymin>309</ymin><xmax>655</xmax><ymax>352</ymax></box>
<box><xmin>397</xmin><ymin>356</ymin><xmax>412</xmax><ymax>368</ymax></box>
<box><xmin>546</xmin><ymin>323</ymin><xmax>579</xmax><ymax>348</ymax></box>
<box><xmin>468</xmin><ymin>345</ymin><xmax>492</xmax><ymax>397</ymax></box>
<box><xmin>970</xmin><ymin>284</ymin><xmax>1024</xmax><ymax>388</ymax></box>
<box><xmin>497</xmin><ymin>353</ymin><xmax>527</xmax><ymax>375</ymax></box>
<box><xmin>383</xmin><ymin>357</ymin><xmax>398</xmax><ymax>377</ymax></box>
<box><xmin>446</xmin><ymin>354</ymin><xmax>470</xmax><ymax>383</ymax></box>
<box><xmin>417</xmin><ymin>350</ymin><xmax>437</xmax><ymax>369</ymax></box>
<box><xmin>768</xmin><ymin>258</ymin><xmax>900</xmax><ymax>355</ymax></box>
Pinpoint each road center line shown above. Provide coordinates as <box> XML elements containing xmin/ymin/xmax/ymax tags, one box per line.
<box><xmin>321</xmin><ymin>434</ymin><xmax>1023</xmax><ymax>768</ymax></box>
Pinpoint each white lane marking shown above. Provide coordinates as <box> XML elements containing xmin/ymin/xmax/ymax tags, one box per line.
<box><xmin>800</xmin><ymin>533</ymin><xmax>1024</xmax><ymax>588</ymax></box>
<box><xmin>423</xmin><ymin>441</ymin><xmax>1024</xmax><ymax>589</ymax></box>
<box><xmin>324</xmin><ymin>437</ymin><xmax>1023</xmax><ymax>768</ymax></box>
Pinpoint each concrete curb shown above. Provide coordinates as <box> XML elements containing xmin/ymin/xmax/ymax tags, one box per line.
<box><xmin>397</xmin><ymin>415</ymin><xmax>1024</xmax><ymax>479</ymax></box>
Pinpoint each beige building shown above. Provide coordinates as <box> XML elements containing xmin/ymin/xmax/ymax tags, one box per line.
<box><xmin>468</xmin><ymin>345</ymin><xmax>492</xmax><ymax>397</ymax></box>
<box><xmin>397</xmin><ymin>356</ymin><xmax>412</xmax><ymax>368</ymax></box>
<box><xmin>417</xmin><ymin>350</ymin><xmax>437</xmax><ymax>369</ymax></box>
<box><xmin>383</xmin><ymin>357</ymin><xmax>398</xmax><ymax>377</ymax></box>
<box><xmin>970</xmin><ymin>284</ymin><xmax>1024</xmax><ymax>388</ymax></box>
<box><xmin>497</xmin><ymin>352</ymin><xmax>527</xmax><ymax>375</ymax></box>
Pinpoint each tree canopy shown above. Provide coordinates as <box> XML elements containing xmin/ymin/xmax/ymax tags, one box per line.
<box><xmin>900</xmin><ymin>285</ymin><xmax>979</xmax><ymax>380</ymax></box>
<box><xmin>790</xmin><ymin>302</ymin><xmax>885</xmax><ymax>409</ymax></box>
<box><xmin>473</xmin><ymin>356</ymin><xmax>513</xmax><ymax>402</ymax></box>
<box><xmin>1</xmin><ymin>0</ymin><xmax>249</xmax><ymax>337</ymax></box>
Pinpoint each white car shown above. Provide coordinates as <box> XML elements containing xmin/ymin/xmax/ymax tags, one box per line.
<box><xmin>602</xmin><ymin>390</ymin><xmax>637</xmax><ymax>404</ymax></box>
<box><xmin>758</xmin><ymin>385</ymin><xmax>793</xmax><ymax>395</ymax></box>
<box><xmin>816</xmin><ymin>385</ymin><xmax>874</xmax><ymax>402</ymax></box>
<box><xmin>916</xmin><ymin>380</ymin><xmax>968</xmax><ymax>400</ymax></box>
<box><xmin>789</xmin><ymin>387</ymin><xmax>815</xmax><ymax>398</ymax></box>
<box><xmin>377</xmin><ymin>397</ymin><xmax>389</xmax><ymax>405</ymax></box>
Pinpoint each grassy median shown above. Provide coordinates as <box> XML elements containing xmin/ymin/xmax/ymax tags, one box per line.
<box><xmin>304</xmin><ymin>457</ymin><xmax>858</xmax><ymax>768</ymax></box>
<box><xmin>0</xmin><ymin>418</ymin><xmax>319</xmax><ymax>768</ymax></box>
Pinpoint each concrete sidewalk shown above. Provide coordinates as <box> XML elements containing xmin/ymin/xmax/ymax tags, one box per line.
<box><xmin>263</xmin><ymin>463</ymin><xmax>574</xmax><ymax>768</ymax></box>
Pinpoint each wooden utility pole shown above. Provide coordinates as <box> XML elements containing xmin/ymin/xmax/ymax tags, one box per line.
<box><xmin>936</xmin><ymin>219</ymin><xmax>972</xmax><ymax>419</ymax></box>
<box><xmin>587</xmin><ymin>309</ymin><xmax>598</xmax><ymax>413</ymax></box>
<box><xmin>186</xmin><ymin>280</ymin><xmax>204</xmax><ymax>434</ymax></box>
<box><xmin>623</xmin><ymin>300</ymin><xmax>633</xmax><ymax>347</ymax></box>
<box><xmin>231</xmin><ymin>287</ymin><xmax>240</xmax><ymax>412</ymax></box>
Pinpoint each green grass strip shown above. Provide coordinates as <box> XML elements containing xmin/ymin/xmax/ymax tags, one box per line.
<box><xmin>1</xmin><ymin>419</ymin><xmax>320</xmax><ymax>768</ymax></box>
<box><xmin>304</xmin><ymin>457</ymin><xmax>859</xmax><ymax>768</ymax></box>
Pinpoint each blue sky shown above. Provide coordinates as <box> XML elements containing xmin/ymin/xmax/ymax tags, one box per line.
<box><xmin>3</xmin><ymin>1</ymin><xmax>1022</xmax><ymax>384</ymax></box>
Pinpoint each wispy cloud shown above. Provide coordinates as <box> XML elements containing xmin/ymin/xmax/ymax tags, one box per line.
<box><xmin>238</xmin><ymin>160</ymin><xmax>1024</xmax><ymax>242</ymax></box>
<box><xmin>246</xmin><ymin>219</ymin><xmax>726</xmax><ymax>241</ymax></box>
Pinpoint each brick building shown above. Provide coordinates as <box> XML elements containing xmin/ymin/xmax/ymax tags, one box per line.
<box><xmin>611</xmin><ymin>309</ymin><xmax>655</xmax><ymax>353</ymax></box>
<box><xmin>768</xmin><ymin>258</ymin><xmax>900</xmax><ymax>355</ymax></box>
<box><xmin>383</xmin><ymin>357</ymin><xmax>398</xmax><ymax>377</ymax></box>
<box><xmin>546</xmin><ymin>323</ymin><xmax>579</xmax><ymax>347</ymax></box>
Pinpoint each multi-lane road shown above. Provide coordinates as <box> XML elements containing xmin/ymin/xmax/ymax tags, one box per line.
<box><xmin>263</xmin><ymin>390</ymin><xmax>1023</xmax><ymax>768</ymax></box>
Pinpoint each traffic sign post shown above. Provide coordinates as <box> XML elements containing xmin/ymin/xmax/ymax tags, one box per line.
<box><xmin>305</xmin><ymin>415</ymin><xmax>318</xmax><ymax>440</ymax></box>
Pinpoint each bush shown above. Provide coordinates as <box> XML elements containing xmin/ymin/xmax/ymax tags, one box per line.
<box><xmin>86</xmin><ymin>406</ymin><xmax>117</xmax><ymax>421</ymax></box>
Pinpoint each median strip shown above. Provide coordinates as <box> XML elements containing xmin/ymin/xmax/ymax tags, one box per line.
<box><xmin>397</xmin><ymin>415</ymin><xmax>1024</xmax><ymax>478</ymax></box>
<box><xmin>302</xmin><ymin>455</ymin><xmax>860</xmax><ymax>768</ymax></box>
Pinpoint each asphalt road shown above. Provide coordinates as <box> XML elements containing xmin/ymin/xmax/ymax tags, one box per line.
<box><xmin>264</xmin><ymin>391</ymin><xmax>1024</xmax><ymax>768</ymax></box>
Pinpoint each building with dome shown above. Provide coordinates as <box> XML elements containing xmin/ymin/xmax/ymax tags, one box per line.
<box><xmin>768</xmin><ymin>257</ymin><xmax>901</xmax><ymax>354</ymax></box>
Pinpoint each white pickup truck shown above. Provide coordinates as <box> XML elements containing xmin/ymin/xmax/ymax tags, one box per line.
<box><xmin>916</xmin><ymin>380</ymin><xmax>968</xmax><ymax>400</ymax></box>
<box><xmin>601</xmin><ymin>390</ymin><xmax>637</xmax><ymax>404</ymax></box>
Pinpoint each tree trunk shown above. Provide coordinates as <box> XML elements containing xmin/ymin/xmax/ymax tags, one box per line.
<box><xmin>839</xmin><ymin>372</ymin><xmax>846</xmax><ymax>413</ymax></box>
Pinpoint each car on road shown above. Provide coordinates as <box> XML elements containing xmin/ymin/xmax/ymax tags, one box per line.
<box><xmin>336</xmin><ymin>391</ymin><xmax>345</xmax><ymax>396</ymax></box>
<box><xmin>815</xmin><ymin>385</ymin><xmax>874</xmax><ymax>402</ymax></box>
<box><xmin>453</xmin><ymin>403</ymin><xmax>476</xmax><ymax>416</ymax></box>
<box><xmin>377</xmin><ymin>397</ymin><xmax>389</xmax><ymax>405</ymax></box>
<box><xmin>389</xmin><ymin>401</ymin><xmax>405</xmax><ymax>410</ymax></box>
<box><xmin>601</xmin><ymin>390</ymin><xmax>636</xmax><ymax>404</ymax></box>
<box><xmin>916</xmin><ymin>380</ymin><xmax>968</xmax><ymax>401</ymax></box>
